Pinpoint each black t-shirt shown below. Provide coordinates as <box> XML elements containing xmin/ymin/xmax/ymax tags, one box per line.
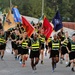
<box><xmin>0</xmin><ymin>23</ymin><xmax>3</xmax><ymax>29</ymax></box>
<box><xmin>67</xmin><ymin>41</ymin><xmax>71</xmax><ymax>51</ymax></box>
<box><xmin>11</xmin><ymin>33</ymin><xmax>16</xmax><ymax>40</ymax></box>
<box><xmin>29</xmin><ymin>38</ymin><xmax>41</xmax><ymax>47</ymax></box>
<box><xmin>60</xmin><ymin>36</ymin><xmax>65</xmax><ymax>41</ymax></box>
<box><xmin>48</xmin><ymin>40</ymin><xmax>61</xmax><ymax>49</ymax></box>
<box><xmin>22</xmin><ymin>38</ymin><xmax>31</xmax><ymax>47</ymax></box>
<box><xmin>16</xmin><ymin>35</ymin><xmax>19</xmax><ymax>41</ymax></box>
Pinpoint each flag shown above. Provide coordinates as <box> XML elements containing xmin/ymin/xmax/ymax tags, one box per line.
<box><xmin>22</xmin><ymin>16</ymin><xmax>35</xmax><ymax>37</ymax></box>
<box><xmin>52</xmin><ymin>11</ymin><xmax>63</xmax><ymax>31</ymax></box>
<box><xmin>43</xmin><ymin>17</ymin><xmax>53</xmax><ymax>39</ymax></box>
<box><xmin>3</xmin><ymin>10</ymin><xmax>16</xmax><ymax>31</ymax></box>
<box><xmin>12</xmin><ymin>6</ymin><xmax>21</xmax><ymax>22</ymax></box>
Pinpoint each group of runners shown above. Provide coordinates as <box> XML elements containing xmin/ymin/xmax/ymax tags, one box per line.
<box><xmin>0</xmin><ymin>18</ymin><xmax>75</xmax><ymax>72</ymax></box>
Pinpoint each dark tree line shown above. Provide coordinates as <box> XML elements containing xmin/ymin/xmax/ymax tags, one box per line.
<box><xmin>0</xmin><ymin>0</ymin><xmax>75</xmax><ymax>22</ymax></box>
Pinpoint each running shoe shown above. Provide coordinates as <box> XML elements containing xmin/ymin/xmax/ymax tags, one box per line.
<box><xmin>52</xmin><ymin>67</ymin><xmax>54</xmax><ymax>72</ymax></box>
<box><xmin>22</xmin><ymin>63</ymin><xmax>26</xmax><ymax>67</ymax></box>
<box><xmin>41</xmin><ymin>61</ymin><xmax>44</xmax><ymax>64</ymax></box>
<box><xmin>71</xmin><ymin>68</ymin><xmax>75</xmax><ymax>72</ymax></box>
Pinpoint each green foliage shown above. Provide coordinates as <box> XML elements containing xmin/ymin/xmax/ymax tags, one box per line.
<box><xmin>0</xmin><ymin>0</ymin><xmax>75</xmax><ymax>22</ymax></box>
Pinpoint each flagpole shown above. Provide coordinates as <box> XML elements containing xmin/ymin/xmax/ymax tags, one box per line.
<box><xmin>42</xmin><ymin>0</ymin><xmax>44</xmax><ymax>16</ymax></box>
<box><xmin>10</xmin><ymin>0</ymin><xmax>12</xmax><ymax>10</ymax></box>
<box><xmin>57</xmin><ymin>5</ymin><xmax>58</xmax><ymax>11</ymax></box>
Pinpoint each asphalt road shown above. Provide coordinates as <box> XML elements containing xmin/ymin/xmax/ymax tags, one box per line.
<box><xmin>0</xmin><ymin>40</ymin><xmax>75</xmax><ymax>75</ymax></box>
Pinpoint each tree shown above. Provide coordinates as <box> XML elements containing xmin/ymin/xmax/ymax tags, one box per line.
<box><xmin>0</xmin><ymin>0</ymin><xmax>75</xmax><ymax>22</ymax></box>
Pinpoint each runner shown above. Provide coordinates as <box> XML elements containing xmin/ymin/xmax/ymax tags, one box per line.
<box><xmin>61</xmin><ymin>32</ymin><xmax>70</xmax><ymax>66</ymax></box>
<box><xmin>0</xmin><ymin>29</ymin><xmax>6</xmax><ymax>60</ymax></box>
<box><xmin>39</xmin><ymin>29</ymin><xmax>45</xmax><ymax>64</ymax></box>
<box><xmin>45</xmin><ymin>37</ymin><xmax>52</xmax><ymax>57</ymax></box>
<box><xmin>21</xmin><ymin>31</ymin><xmax>29</xmax><ymax>67</ymax></box>
<box><xmin>30</xmin><ymin>33</ymin><xmax>40</xmax><ymax>71</ymax></box>
<box><xmin>48</xmin><ymin>34</ymin><xmax>60</xmax><ymax>72</ymax></box>
<box><xmin>10</xmin><ymin>28</ymin><xmax>18</xmax><ymax>60</ymax></box>
<box><xmin>17</xmin><ymin>30</ymin><xmax>23</xmax><ymax>64</ymax></box>
<box><xmin>66</xmin><ymin>33</ymin><xmax>75</xmax><ymax>72</ymax></box>
<box><xmin>57</xmin><ymin>31</ymin><xmax>65</xmax><ymax>64</ymax></box>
